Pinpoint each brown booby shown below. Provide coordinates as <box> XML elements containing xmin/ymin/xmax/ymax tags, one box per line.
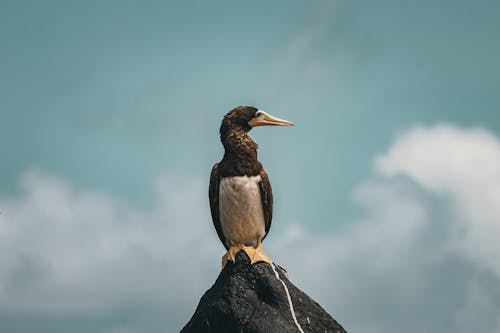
<box><xmin>209</xmin><ymin>106</ymin><xmax>293</xmax><ymax>268</ymax></box>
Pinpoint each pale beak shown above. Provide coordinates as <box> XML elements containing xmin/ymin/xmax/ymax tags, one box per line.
<box><xmin>248</xmin><ymin>110</ymin><xmax>294</xmax><ymax>127</ymax></box>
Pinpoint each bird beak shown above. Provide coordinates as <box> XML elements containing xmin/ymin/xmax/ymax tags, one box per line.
<box><xmin>248</xmin><ymin>110</ymin><xmax>294</xmax><ymax>127</ymax></box>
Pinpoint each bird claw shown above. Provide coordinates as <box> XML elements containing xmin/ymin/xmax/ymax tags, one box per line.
<box><xmin>222</xmin><ymin>244</ymin><xmax>272</xmax><ymax>269</ymax></box>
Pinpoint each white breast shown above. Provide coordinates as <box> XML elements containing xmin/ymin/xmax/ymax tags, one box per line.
<box><xmin>219</xmin><ymin>175</ymin><xmax>266</xmax><ymax>248</ymax></box>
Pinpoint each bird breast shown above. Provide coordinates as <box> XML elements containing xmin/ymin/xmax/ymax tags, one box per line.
<box><xmin>219</xmin><ymin>175</ymin><xmax>266</xmax><ymax>247</ymax></box>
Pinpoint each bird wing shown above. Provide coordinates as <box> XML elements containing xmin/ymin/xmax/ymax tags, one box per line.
<box><xmin>259</xmin><ymin>168</ymin><xmax>273</xmax><ymax>240</ymax></box>
<box><xmin>209</xmin><ymin>163</ymin><xmax>228</xmax><ymax>249</ymax></box>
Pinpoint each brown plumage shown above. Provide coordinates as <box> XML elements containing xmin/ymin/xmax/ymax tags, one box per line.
<box><xmin>209</xmin><ymin>106</ymin><xmax>292</xmax><ymax>252</ymax></box>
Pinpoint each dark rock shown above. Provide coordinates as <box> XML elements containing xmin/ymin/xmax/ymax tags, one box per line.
<box><xmin>181</xmin><ymin>251</ymin><xmax>347</xmax><ymax>333</ymax></box>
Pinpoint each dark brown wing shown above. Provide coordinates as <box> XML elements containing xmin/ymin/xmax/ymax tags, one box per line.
<box><xmin>209</xmin><ymin>163</ymin><xmax>228</xmax><ymax>249</ymax></box>
<box><xmin>259</xmin><ymin>168</ymin><xmax>273</xmax><ymax>240</ymax></box>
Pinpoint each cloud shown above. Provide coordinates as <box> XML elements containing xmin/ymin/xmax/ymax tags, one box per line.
<box><xmin>0</xmin><ymin>170</ymin><xmax>221</xmax><ymax>332</ymax></box>
<box><xmin>1</xmin><ymin>124</ymin><xmax>500</xmax><ymax>333</ymax></box>
<box><xmin>269</xmin><ymin>124</ymin><xmax>500</xmax><ymax>333</ymax></box>
<box><xmin>262</xmin><ymin>0</ymin><xmax>349</xmax><ymax>105</ymax></box>
<box><xmin>270</xmin><ymin>1</ymin><xmax>341</xmax><ymax>79</ymax></box>
<box><xmin>376</xmin><ymin>125</ymin><xmax>500</xmax><ymax>276</ymax></box>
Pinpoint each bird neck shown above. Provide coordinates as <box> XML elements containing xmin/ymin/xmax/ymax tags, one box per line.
<box><xmin>221</xmin><ymin>127</ymin><xmax>258</xmax><ymax>159</ymax></box>
<box><xmin>219</xmin><ymin>128</ymin><xmax>261</xmax><ymax>176</ymax></box>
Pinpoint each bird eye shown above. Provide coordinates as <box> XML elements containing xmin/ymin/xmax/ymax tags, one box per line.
<box><xmin>255</xmin><ymin>111</ymin><xmax>264</xmax><ymax>118</ymax></box>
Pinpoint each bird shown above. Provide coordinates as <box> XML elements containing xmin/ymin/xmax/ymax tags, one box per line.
<box><xmin>209</xmin><ymin>106</ymin><xmax>293</xmax><ymax>268</ymax></box>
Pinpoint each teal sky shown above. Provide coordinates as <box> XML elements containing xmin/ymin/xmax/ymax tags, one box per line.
<box><xmin>3</xmin><ymin>0</ymin><xmax>499</xmax><ymax>225</ymax></box>
<box><xmin>1</xmin><ymin>1</ymin><xmax>500</xmax><ymax>332</ymax></box>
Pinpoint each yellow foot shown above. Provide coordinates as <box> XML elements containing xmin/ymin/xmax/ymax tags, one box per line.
<box><xmin>222</xmin><ymin>244</ymin><xmax>272</xmax><ymax>269</ymax></box>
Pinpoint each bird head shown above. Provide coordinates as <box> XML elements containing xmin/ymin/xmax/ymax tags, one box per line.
<box><xmin>221</xmin><ymin>106</ymin><xmax>294</xmax><ymax>134</ymax></box>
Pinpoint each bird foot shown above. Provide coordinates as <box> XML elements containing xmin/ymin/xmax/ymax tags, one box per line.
<box><xmin>222</xmin><ymin>244</ymin><xmax>272</xmax><ymax>269</ymax></box>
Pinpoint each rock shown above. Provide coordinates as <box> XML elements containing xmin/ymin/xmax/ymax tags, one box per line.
<box><xmin>181</xmin><ymin>251</ymin><xmax>347</xmax><ymax>333</ymax></box>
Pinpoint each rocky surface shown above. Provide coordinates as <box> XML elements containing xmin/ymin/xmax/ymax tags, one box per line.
<box><xmin>181</xmin><ymin>251</ymin><xmax>347</xmax><ymax>333</ymax></box>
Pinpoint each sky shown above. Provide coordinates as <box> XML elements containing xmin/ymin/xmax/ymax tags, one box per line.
<box><xmin>1</xmin><ymin>0</ymin><xmax>500</xmax><ymax>332</ymax></box>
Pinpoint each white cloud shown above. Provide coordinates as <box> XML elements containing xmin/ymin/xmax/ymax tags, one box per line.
<box><xmin>0</xmin><ymin>170</ymin><xmax>221</xmax><ymax>328</ymax></box>
<box><xmin>376</xmin><ymin>125</ymin><xmax>500</xmax><ymax>194</ymax></box>
<box><xmin>269</xmin><ymin>124</ymin><xmax>500</xmax><ymax>333</ymax></box>
<box><xmin>375</xmin><ymin>125</ymin><xmax>500</xmax><ymax>276</ymax></box>
<box><xmin>1</xmin><ymin>124</ymin><xmax>500</xmax><ymax>333</ymax></box>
